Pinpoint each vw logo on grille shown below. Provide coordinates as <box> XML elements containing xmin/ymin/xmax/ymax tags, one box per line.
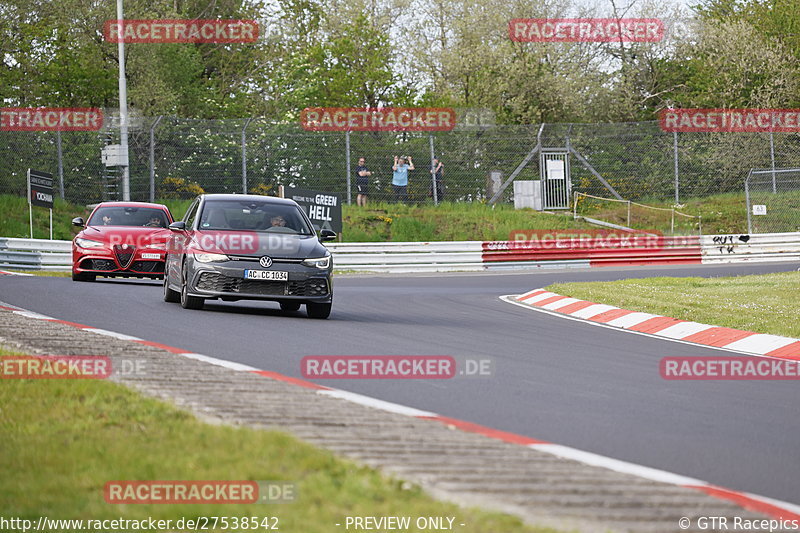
<box><xmin>259</xmin><ymin>256</ymin><xmax>273</xmax><ymax>268</ymax></box>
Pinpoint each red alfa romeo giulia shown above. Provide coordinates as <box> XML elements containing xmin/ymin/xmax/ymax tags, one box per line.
<box><xmin>71</xmin><ymin>202</ymin><xmax>174</xmax><ymax>282</ymax></box>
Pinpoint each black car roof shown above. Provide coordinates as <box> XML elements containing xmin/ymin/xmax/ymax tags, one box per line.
<box><xmin>201</xmin><ymin>194</ymin><xmax>297</xmax><ymax>206</ymax></box>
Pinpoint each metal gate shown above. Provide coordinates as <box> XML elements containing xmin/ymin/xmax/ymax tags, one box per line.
<box><xmin>540</xmin><ymin>150</ymin><xmax>571</xmax><ymax>209</ymax></box>
<box><xmin>745</xmin><ymin>167</ymin><xmax>800</xmax><ymax>233</ymax></box>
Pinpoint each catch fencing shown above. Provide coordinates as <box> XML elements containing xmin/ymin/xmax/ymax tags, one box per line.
<box><xmin>745</xmin><ymin>168</ymin><xmax>800</xmax><ymax>234</ymax></box>
<box><xmin>2</xmin><ymin>119</ymin><xmax>800</xmax><ymax>230</ymax></box>
<box><xmin>3</xmin><ymin>233</ymin><xmax>798</xmax><ymax>274</ymax></box>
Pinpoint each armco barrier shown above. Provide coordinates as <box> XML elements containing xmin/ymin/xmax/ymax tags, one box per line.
<box><xmin>482</xmin><ymin>235</ymin><xmax>702</xmax><ymax>268</ymax></box>
<box><xmin>0</xmin><ymin>238</ymin><xmax>72</xmax><ymax>272</ymax></box>
<box><xmin>0</xmin><ymin>233</ymin><xmax>798</xmax><ymax>274</ymax></box>
<box><xmin>701</xmin><ymin>232</ymin><xmax>800</xmax><ymax>264</ymax></box>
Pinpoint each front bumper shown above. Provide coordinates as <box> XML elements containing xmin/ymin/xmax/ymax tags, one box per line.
<box><xmin>73</xmin><ymin>248</ymin><xmax>166</xmax><ymax>279</ymax></box>
<box><xmin>186</xmin><ymin>260</ymin><xmax>332</xmax><ymax>303</ymax></box>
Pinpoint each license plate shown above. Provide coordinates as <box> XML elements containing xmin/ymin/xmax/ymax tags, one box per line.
<box><xmin>244</xmin><ymin>270</ymin><xmax>288</xmax><ymax>281</ymax></box>
<box><xmin>141</xmin><ymin>253</ymin><xmax>161</xmax><ymax>260</ymax></box>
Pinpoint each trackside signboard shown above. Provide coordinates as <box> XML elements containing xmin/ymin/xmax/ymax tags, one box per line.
<box><xmin>282</xmin><ymin>187</ymin><xmax>343</xmax><ymax>233</ymax></box>
<box><xmin>28</xmin><ymin>169</ymin><xmax>54</xmax><ymax>209</ymax></box>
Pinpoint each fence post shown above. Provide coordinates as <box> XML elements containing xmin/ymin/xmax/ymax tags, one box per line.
<box><xmin>242</xmin><ymin>118</ymin><xmax>253</xmax><ymax>194</ymax></box>
<box><xmin>769</xmin><ymin>131</ymin><xmax>777</xmax><ymax>194</ymax></box>
<box><xmin>627</xmin><ymin>200</ymin><xmax>631</xmax><ymax>227</ymax></box>
<box><xmin>345</xmin><ymin>130</ymin><xmax>351</xmax><ymax>205</ymax></box>
<box><xmin>429</xmin><ymin>134</ymin><xmax>437</xmax><ymax>205</ymax></box>
<box><xmin>56</xmin><ymin>130</ymin><xmax>64</xmax><ymax>200</ymax></box>
<box><xmin>149</xmin><ymin>115</ymin><xmax>163</xmax><ymax>203</ymax></box>
<box><xmin>673</xmin><ymin>131</ymin><xmax>679</xmax><ymax>204</ymax></box>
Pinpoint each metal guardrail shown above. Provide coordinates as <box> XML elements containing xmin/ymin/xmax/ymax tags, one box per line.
<box><xmin>1</xmin><ymin>233</ymin><xmax>798</xmax><ymax>274</ymax></box>
<box><xmin>701</xmin><ymin>232</ymin><xmax>800</xmax><ymax>264</ymax></box>
<box><xmin>325</xmin><ymin>241</ymin><xmax>484</xmax><ymax>273</ymax></box>
<box><xmin>0</xmin><ymin>238</ymin><xmax>72</xmax><ymax>272</ymax></box>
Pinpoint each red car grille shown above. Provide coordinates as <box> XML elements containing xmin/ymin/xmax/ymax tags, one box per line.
<box><xmin>113</xmin><ymin>245</ymin><xmax>136</xmax><ymax>268</ymax></box>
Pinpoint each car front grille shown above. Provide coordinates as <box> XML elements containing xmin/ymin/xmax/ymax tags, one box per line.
<box><xmin>196</xmin><ymin>272</ymin><xmax>329</xmax><ymax>297</ymax></box>
<box><xmin>80</xmin><ymin>259</ymin><xmax>163</xmax><ymax>273</ymax></box>
<box><xmin>113</xmin><ymin>245</ymin><xmax>135</xmax><ymax>268</ymax></box>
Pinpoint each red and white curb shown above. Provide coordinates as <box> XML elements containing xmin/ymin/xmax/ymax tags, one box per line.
<box><xmin>1</xmin><ymin>301</ymin><xmax>798</xmax><ymax>521</ymax></box>
<box><xmin>508</xmin><ymin>288</ymin><xmax>800</xmax><ymax>360</ymax></box>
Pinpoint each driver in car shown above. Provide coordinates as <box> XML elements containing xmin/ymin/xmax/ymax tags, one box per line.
<box><xmin>270</xmin><ymin>215</ymin><xmax>286</xmax><ymax>227</ymax></box>
<box><xmin>145</xmin><ymin>216</ymin><xmax>163</xmax><ymax>227</ymax></box>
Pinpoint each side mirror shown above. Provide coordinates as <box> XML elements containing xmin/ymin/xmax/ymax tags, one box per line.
<box><xmin>319</xmin><ymin>229</ymin><xmax>337</xmax><ymax>242</ymax></box>
<box><xmin>168</xmin><ymin>221</ymin><xmax>187</xmax><ymax>232</ymax></box>
<box><xmin>72</xmin><ymin>217</ymin><xmax>85</xmax><ymax>227</ymax></box>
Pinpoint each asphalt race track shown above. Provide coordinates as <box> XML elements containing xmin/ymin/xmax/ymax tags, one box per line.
<box><xmin>1</xmin><ymin>262</ymin><xmax>798</xmax><ymax>507</ymax></box>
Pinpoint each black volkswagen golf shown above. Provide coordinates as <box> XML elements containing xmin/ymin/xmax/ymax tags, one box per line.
<box><xmin>164</xmin><ymin>194</ymin><xmax>335</xmax><ymax>318</ymax></box>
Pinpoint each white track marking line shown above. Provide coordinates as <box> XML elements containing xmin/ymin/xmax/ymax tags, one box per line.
<box><xmin>3</xmin><ymin>299</ymin><xmax>799</xmax><ymax>516</ymax></box>
<box><xmin>177</xmin><ymin>352</ymin><xmax>260</xmax><ymax>372</ymax></box>
<box><xmin>518</xmin><ymin>288</ymin><xmax>547</xmax><ymax>299</ymax></box>
<box><xmin>519</xmin><ymin>291</ymin><xmax>557</xmax><ymax>303</ymax></box>
<box><xmin>541</xmin><ymin>297</ymin><xmax>581</xmax><ymax>310</ymax></box>
<box><xmin>606</xmin><ymin>312</ymin><xmax>661</xmax><ymax>329</ymax></box>
<box><xmin>656</xmin><ymin>321</ymin><xmax>715</xmax><ymax>339</ymax></box>
<box><xmin>739</xmin><ymin>493</ymin><xmax>800</xmax><ymax>516</ymax></box>
<box><xmin>84</xmin><ymin>328</ymin><xmax>142</xmax><ymax>341</ymax></box>
<box><xmin>530</xmin><ymin>443</ymin><xmax>706</xmax><ymax>486</ymax></box>
<box><xmin>568</xmin><ymin>303</ymin><xmax>618</xmax><ymax>319</ymax></box>
<box><xmin>0</xmin><ymin>270</ymin><xmax>34</xmax><ymax>276</ymax></box>
<box><xmin>319</xmin><ymin>389</ymin><xmax>437</xmax><ymax>417</ymax></box>
<box><xmin>13</xmin><ymin>310</ymin><xmax>56</xmax><ymax>320</ymax></box>
<box><xmin>500</xmin><ymin>295</ymin><xmax>791</xmax><ymax>358</ymax></box>
<box><xmin>722</xmin><ymin>334</ymin><xmax>798</xmax><ymax>355</ymax></box>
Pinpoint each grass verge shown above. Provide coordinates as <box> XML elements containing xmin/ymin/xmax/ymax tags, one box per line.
<box><xmin>546</xmin><ymin>271</ymin><xmax>800</xmax><ymax>338</ymax></box>
<box><xmin>0</xmin><ymin>191</ymin><xmax>759</xmax><ymax>243</ymax></box>
<box><xmin>0</xmin><ymin>346</ymin><xmax>558</xmax><ymax>533</ymax></box>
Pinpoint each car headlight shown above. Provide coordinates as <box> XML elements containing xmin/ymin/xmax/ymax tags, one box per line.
<box><xmin>193</xmin><ymin>252</ymin><xmax>229</xmax><ymax>263</ymax></box>
<box><xmin>75</xmin><ymin>237</ymin><xmax>105</xmax><ymax>249</ymax></box>
<box><xmin>302</xmin><ymin>255</ymin><xmax>331</xmax><ymax>269</ymax></box>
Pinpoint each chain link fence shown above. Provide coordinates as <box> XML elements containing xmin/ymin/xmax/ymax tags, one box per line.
<box><xmin>1</xmin><ymin>119</ymin><xmax>799</xmax><ymax>231</ymax></box>
<box><xmin>746</xmin><ymin>168</ymin><xmax>800</xmax><ymax>233</ymax></box>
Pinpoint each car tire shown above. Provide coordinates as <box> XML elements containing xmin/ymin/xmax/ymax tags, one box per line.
<box><xmin>280</xmin><ymin>301</ymin><xmax>302</xmax><ymax>312</ymax></box>
<box><xmin>306</xmin><ymin>302</ymin><xmax>331</xmax><ymax>319</ymax></box>
<box><xmin>71</xmin><ymin>271</ymin><xmax>95</xmax><ymax>282</ymax></box>
<box><xmin>163</xmin><ymin>274</ymin><xmax>180</xmax><ymax>303</ymax></box>
<box><xmin>180</xmin><ymin>267</ymin><xmax>204</xmax><ymax>310</ymax></box>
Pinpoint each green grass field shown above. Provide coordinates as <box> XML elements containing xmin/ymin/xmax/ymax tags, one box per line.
<box><xmin>0</xmin><ymin>191</ymin><xmax>760</xmax><ymax>243</ymax></box>
<box><xmin>0</xmin><ymin>346</ymin><xmax>558</xmax><ymax>533</ymax></box>
<box><xmin>0</xmin><ymin>194</ymin><xmax>590</xmax><ymax>242</ymax></box>
<box><xmin>575</xmin><ymin>192</ymin><xmax>750</xmax><ymax>235</ymax></box>
<box><xmin>546</xmin><ymin>271</ymin><xmax>800</xmax><ymax>338</ymax></box>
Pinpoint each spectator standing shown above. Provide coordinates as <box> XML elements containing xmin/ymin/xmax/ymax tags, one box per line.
<box><xmin>430</xmin><ymin>157</ymin><xmax>444</xmax><ymax>202</ymax></box>
<box><xmin>392</xmin><ymin>155</ymin><xmax>414</xmax><ymax>203</ymax></box>
<box><xmin>355</xmin><ymin>157</ymin><xmax>371</xmax><ymax>207</ymax></box>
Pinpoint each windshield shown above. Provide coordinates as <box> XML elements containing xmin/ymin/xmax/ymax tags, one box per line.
<box><xmin>88</xmin><ymin>206</ymin><xmax>169</xmax><ymax>228</ymax></box>
<box><xmin>197</xmin><ymin>200</ymin><xmax>314</xmax><ymax>235</ymax></box>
